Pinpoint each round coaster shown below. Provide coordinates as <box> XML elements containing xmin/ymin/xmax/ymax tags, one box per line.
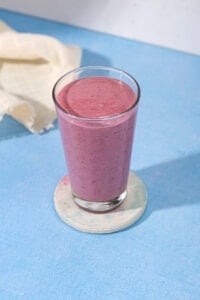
<box><xmin>54</xmin><ymin>171</ymin><xmax>147</xmax><ymax>234</ymax></box>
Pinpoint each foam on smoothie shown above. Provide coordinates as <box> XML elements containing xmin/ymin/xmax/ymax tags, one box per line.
<box><xmin>58</xmin><ymin>77</ymin><xmax>137</xmax><ymax>118</ymax></box>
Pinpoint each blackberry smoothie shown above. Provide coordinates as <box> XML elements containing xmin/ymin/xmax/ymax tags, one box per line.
<box><xmin>53</xmin><ymin>67</ymin><xmax>140</xmax><ymax>212</ymax></box>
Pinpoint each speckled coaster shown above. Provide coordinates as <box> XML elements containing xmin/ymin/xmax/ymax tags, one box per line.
<box><xmin>54</xmin><ymin>172</ymin><xmax>147</xmax><ymax>234</ymax></box>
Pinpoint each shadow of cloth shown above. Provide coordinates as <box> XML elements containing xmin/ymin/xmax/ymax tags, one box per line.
<box><xmin>135</xmin><ymin>153</ymin><xmax>200</xmax><ymax>225</ymax></box>
<box><xmin>81</xmin><ymin>48</ymin><xmax>111</xmax><ymax>67</ymax></box>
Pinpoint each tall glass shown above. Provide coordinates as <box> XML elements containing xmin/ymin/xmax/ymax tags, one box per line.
<box><xmin>53</xmin><ymin>66</ymin><xmax>140</xmax><ymax>212</ymax></box>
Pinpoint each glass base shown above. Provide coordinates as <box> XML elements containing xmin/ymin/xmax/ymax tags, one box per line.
<box><xmin>54</xmin><ymin>172</ymin><xmax>147</xmax><ymax>233</ymax></box>
<box><xmin>73</xmin><ymin>190</ymin><xmax>127</xmax><ymax>213</ymax></box>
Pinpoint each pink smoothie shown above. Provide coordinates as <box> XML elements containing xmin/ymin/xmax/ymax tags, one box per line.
<box><xmin>56</xmin><ymin>76</ymin><xmax>138</xmax><ymax>202</ymax></box>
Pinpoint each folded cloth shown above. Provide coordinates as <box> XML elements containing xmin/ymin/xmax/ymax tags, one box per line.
<box><xmin>0</xmin><ymin>21</ymin><xmax>81</xmax><ymax>133</ymax></box>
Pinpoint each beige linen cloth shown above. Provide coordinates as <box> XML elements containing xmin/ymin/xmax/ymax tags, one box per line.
<box><xmin>0</xmin><ymin>21</ymin><xmax>81</xmax><ymax>133</ymax></box>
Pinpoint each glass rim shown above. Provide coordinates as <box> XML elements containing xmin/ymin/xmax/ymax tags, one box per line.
<box><xmin>52</xmin><ymin>65</ymin><xmax>141</xmax><ymax>121</ymax></box>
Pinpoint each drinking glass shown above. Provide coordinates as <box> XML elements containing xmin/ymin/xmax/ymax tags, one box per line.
<box><xmin>53</xmin><ymin>66</ymin><xmax>140</xmax><ymax>212</ymax></box>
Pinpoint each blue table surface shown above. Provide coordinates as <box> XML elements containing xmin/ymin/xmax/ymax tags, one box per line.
<box><xmin>0</xmin><ymin>9</ymin><xmax>200</xmax><ymax>300</ymax></box>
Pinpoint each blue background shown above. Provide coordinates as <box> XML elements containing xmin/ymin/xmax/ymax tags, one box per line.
<box><xmin>0</xmin><ymin>9</ymin><xmax>200</xmax><ymax>300</ymax></box>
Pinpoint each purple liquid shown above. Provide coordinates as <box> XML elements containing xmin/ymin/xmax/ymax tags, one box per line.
<box><xmin>56</xmin><ymin>77</ymin><xmax>138</xmax><ymax>202</ymax></box>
